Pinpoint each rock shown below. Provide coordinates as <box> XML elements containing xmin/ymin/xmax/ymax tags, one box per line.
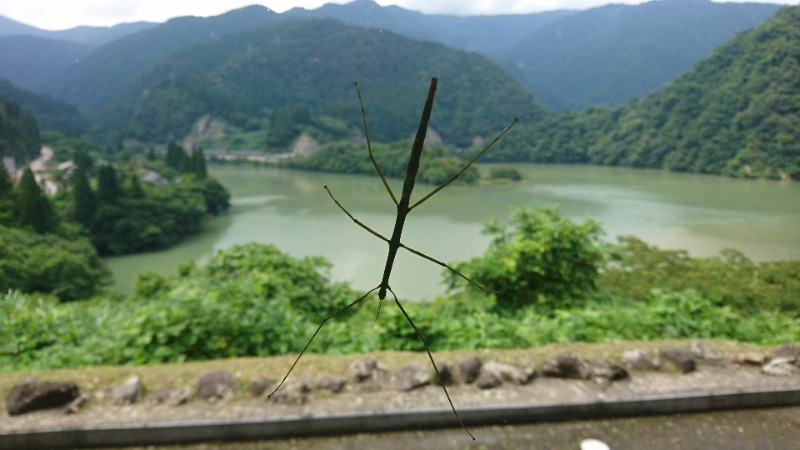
<box><xmin>248</xmin><ymin>376</ymin><xmax>272</xmax><ymax>397</ymax></box>
<box><xmin>540</xmin><ymin>353</ymin><xmax>590</xmax><ymax>379</ymax></box>
<box><xmin>585</xmin><ymin>359</ymin><xmax>629</xmax><ymax>382</ymax></box>
<box><xmin>433</xmin><ymin>363</ymin><xmax>455</xmax><ymax>386</ymax></box>
<box><xmin>761</xmin><ymin>357</ymin><xmax>798</xmax><ymax>376</ymax></box>
<box><xmin>771</xmin><ymin>343</ymin><xmax>800</xmax><ymax>359</ymax></box>
<box><xmin>150</xmin><ymin>386</ymin><xmax>192</xmax><ymax>406</ymax></box>
<box><xmin>482</xmin><ymin>361</ymin><xmax>536</xmax><ymax>385</ymax></box>
<box><xmin>5</xmin><ymin>380</ymin><xmax>80</xmax><ymax>416</ymax></box>
<box><xmin>197</xmin><ymin>370</ymin><xmax>238</xmax><ymax>402</ymax></box>
<box><xmin>731</xmin><ymin>352</ymin><xmax>769</xmax><ymax>366</ymax></box>
<box><xmin>110</xmin><ymin>376</ymin><xmax>142</xmax><ymax>406</ymax></box>
<box><xmin>350</xmin><ymin>356</ymin><xmax>387</xmax><ymax>383</ymax></box>
<box><xmin>391</xmin><ymin>364</ymin><xmax>430</xmax><ymax>392</ymax></box>
<box><xmin>269</xmin><ymin>378</ymin><xmax>310</xmax><ymax>404</ymax></box>
<box><xmin>690</xmin><ymin>340</ymin><xmax>726</xmax><ymax>361</ymax></box>
<box><xmin>458</xmin><ymin>356</ymin><xmax>482</xmax><ymax>384</ymax></box>
<box><xmin>658</xmin><ymin>346</ymin><xmax>697</xmax><ymax>374</ymax></box>
<box><xmin>475</xmin><ymin>370</ymin><xmax>502</xmax><ymax>390</ymax></box>
<box><xmin>623</xmin><ymin>350</ymin><xmax>662</xmax><ymax>370</ymax></box>
<box><xmin>64</xmin><ymin>393</ymin><xmax>91</xmax><ymax>414</ymax></box>
<box><xmin>315</xmin><ymin>374</ymin><xmax>347</xmax><ymax>393</ymax></box>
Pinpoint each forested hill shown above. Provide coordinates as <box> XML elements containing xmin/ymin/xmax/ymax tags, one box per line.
<box><xmin>0</xmin><ymin>79</ymin><xmax>86</xmax><ymax>132</ymax></box>
<box><xmin>95</xmin><ymin>18</ymin><xmax>544</xmax><ymax>147</ymax></box>
<box><xmin>0</xmin><ymin>96</ymin><xmax>40</xmax><ymax>163</ymax></box>
<box><xmin>493</xmin><ymin>6</ymin><xmax>800</xmax><ymax>180</ymax></box>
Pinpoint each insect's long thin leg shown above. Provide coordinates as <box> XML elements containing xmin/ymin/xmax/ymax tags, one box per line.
<box><xmin>268</xmin><ymin>286</ymin><xmax>379</xmax><ymax>398</ymax></box>
<box><xmin>325</xmin><ymin>185</ymin><xmax>390</xmax><ymax>244</ymax></box>
<box><xmin>387</xmin><ymin>287</ymin><xmax>475</xmax><ymax>440</ymax></box>
<box><xmin>410</xmin><ymin>118</ymin><xmax>518</xmax><ymax>211</ymax></box>
<box><xmin>355</xmin><ymin>81</ymin><xmax>398</xmax><ymax>206</ymax></box>
<box><xmin>398</xmin><ymin>242</ymin><xmax>495</xmax><ymax>295</ymax></box>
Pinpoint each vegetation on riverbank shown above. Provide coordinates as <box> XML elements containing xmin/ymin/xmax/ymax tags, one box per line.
<box><xmin>2</xmin><ymin>207</ymin><xmax>797</xmax><ymax>371</ymax></box>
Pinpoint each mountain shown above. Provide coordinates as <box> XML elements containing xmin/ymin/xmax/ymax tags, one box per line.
<box><xmin>0</xmin><ymin>78</ymin><xmax>86</xmax><ymax>132</ymax></box>
<box><xmin>0</xmin><ymin>35</ymin><xmax>92</xmax><ymax>93</ymax></box>
<box><xmin>496</xmin><ymin>6</ymin><xmax>800</xmax><ymax>180</ymax></box>
<box><xmin>54</xmin><ymin>5</ymin><xmax>279</xmax><ymax>116</ymax></box>
<box><xmin>95</xmin><ymin>19</ymin><xmax>543</xmax><ymax>147</ymax></box>
<box><xmin>284</xmin><ymin>0</ymin><xmax>574</xmax><ymax>61</ymax></box>
<box><xmin>507</xmin><ymin>0</ymin><xmax>783</xmax><ymax>110</ymax></box>
<box><xmin>0</xmin><ymin>96</ymin><xmax>41</xmax><ymax>163</ymax></box>
<box><xmin>0</xmin><ymin>14</ymin><xmax>156</xmax><ymax>47</ymax></box>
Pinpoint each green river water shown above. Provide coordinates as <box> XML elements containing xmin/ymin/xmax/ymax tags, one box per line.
<box><xmin>106</xmin><ymin>164</ymin><xmax>800</xmax><ymax>300</ymax></box>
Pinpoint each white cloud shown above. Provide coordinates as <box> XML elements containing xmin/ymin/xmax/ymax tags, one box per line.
<box><xmin>1</xmin><ymin>0</ymin><xmax>796</xmax><ymax>30</ymax></box>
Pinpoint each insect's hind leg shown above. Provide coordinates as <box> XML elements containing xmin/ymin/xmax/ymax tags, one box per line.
<box><xmin>387</xmin><ymin>287</ymin><xmax>475</xmax><ymax>440</ymax></box>
<box><xmin>268</xmin><ymin>286</ymin><xmax>379</xmax><ymax>398</ymax></box>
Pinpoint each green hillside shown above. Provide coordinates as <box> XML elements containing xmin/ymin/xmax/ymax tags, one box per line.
<box><xmin>0</xmin><ymin>79</ymin><xmax>86</xmax><ymax>132</ymax></box>
<box><xmin>0</xmin><ymin>97</ymin><xmax>40</xmax><ymax>163</ymax></box>
<box><xmin>96</xmin><ymin>19</ymin><xmax>544</xmax><ymax>147</ymax></box>
<box><xmin>494</xmin><ymin>6</ymin><xmax>800</xmax><ymax>180</ymax></box>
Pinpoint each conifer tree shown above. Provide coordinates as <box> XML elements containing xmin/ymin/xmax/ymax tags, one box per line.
<box><xmin>165</xmin><ymin>141</ymin><xmax>186</xmax><ymax>171</ymax></box>
<box><xmin>15</xmin><ymin>167</ymin><xmax>57</xmax><ymax>234</ymax></box>
<box><xmin>192</xmin><ymin>147</ymin><xmax>207</xmax><ymax>178</ymax></box>
<box><xmin>71</xmin><ymin>167</ymin><xmax>96</xmax><ymax>227</ymax></box>
<box><xmin>0</xmin><ymin>162</ymin><xmax>14</xmax><ymax>225</ymax></box>
<box><xmin>96</xmin><ymin>164</ymin><xmax>121</xmax><ymax>204</ymax></box>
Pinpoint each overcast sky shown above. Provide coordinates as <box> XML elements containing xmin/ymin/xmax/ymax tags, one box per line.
<box><xmin>2</xmin><ymin>0</ymin><xmax>796</xmax><ymax>30</ymax></box>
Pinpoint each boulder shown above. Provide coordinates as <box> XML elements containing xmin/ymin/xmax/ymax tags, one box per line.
<box><xmin>64</xmin><ymin>393</ymin><xmax>91</xmax><ymax>414</ymax></box>
<box><xmin>5</xmin><ymin>380</ymin><xmax>80</xmax><ymax>416</ymax></box>
<box><xmin>690</xmin><ymin>340</ymin><xmax>726</xmax><ymax>361</ymax></box>
<box><xmin>315</xmin><ymin>374</ymin><xmax>347</xmax><ymax>393</ymax></box>
<box><xmin>110</xmin><ymin>376</ymin><xmax>142</xmax><ymax>406</ymax></box>
<box><xmin>150</xmin><ymin>386</ymin><xmax>192</xmax><ymax>406</ymax></box>
<box><xmin>248</xmin><ymin>376</ymin><xmax>272</xmax><ymax>397</ymax></box>
<box><xmin>433</xmin><ymin>363</ymin><xmax>455</xmax><ymax>386</ymax></box>
<box><xmin>730</xmin><ymin>352</ymin><xmax>769</xmax><ymax>366</ymax></box>
<box><xmin>475</xmin><ymin>370</ymin><xmax>502</xmax><ymax>390</ymax></box>
<box><xmin>458</xmin><ymin>356</ymin><xmax>482</xmax><ymax>384</ymax></box>
<box><xmin>269</xmin><ymin>378</ymin><xmax>310</xmax><ymax>404</ymax></box>
<box><xmin>771</xmin><ymin>343</ymin><xmax>800</xmax><ymax>359</ymax></box>
<box><xmin>540</xmin><ymin>353</ymin><xmax>590</xmax><ymax>379</ymax></box>
<box><xmin>350</xmin><ymin>356</ymin><xmax>387</xmax><ymax>383</ymax></box>
<box><xmin>761</xmin><ymin>357</ymin><xmax>798</xmax><ymax>376</ymax></box>
<box><xmin>658</xmin><ymin>346</ymin><xmax>697</xmax><ymax>374</ymax></box>
<box><xmin>623</xmin><ymin>350</ymin><xmax>662</xmax><ymax>370</ymax></box>
<box><xmin>585</xmin><ymin>359</ymin><xmax>629</xmax><ymax>382</ymax></box>
<box><xmin>482</xmin><ymin>361</ymin><xmax>536</xmax><ymax>385</ymax></box>
<box><xmin>197</xmin><ymin>370</ymin><xmax>238</xmax><ymax>402</ymax></box>
<box><xmin>391</xmin><ymin>364</ymin><xmax>430</xmax><ymax>392</ymax></box>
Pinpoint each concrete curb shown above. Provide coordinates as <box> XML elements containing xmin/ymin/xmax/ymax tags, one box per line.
<box><xmin>3</xmin><ymin>386</ymin><xmax>799</xmax><ymax>449</ymax></box>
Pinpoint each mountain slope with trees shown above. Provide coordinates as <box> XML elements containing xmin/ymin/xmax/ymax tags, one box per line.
<box><xmin>494</xmin><ymin>5</ymin><xmax>800</xmax><ymax>179</ymax></box>
<box><xmin>0</xmin><ymin>79</ymin><xmax>86</xmax><ymax>132</ymax></box>
<box><xmin>95</xmin><ymin>18</ymin><xmax>544</xmax><ymax>147</ymax></box>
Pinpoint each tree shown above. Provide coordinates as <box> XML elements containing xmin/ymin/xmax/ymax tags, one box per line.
<box><xmin>448</xmin><ymin>206</ymin><xmax>605</xmax><ymax>313</ymax></box>
<box><xmin>165</xmin><ymin>141</ymin><xmax>187</xmax><ymax>171</ymax></box>
<box><xmin>71</xmin><ymin>167</ymin><xmax>96</xmax><ymax>228</ymax></box>
<box><xmin>96</xmin><ymin>164</ymin><xmax>121</xmax><ymax>204</ymax></box>
<box><xmin>191</xmin><ymin>147</ymin><xmax>207</xmax><ymax>178</ymax></box>
<box><xmin>15</xmin><ymin>167</ymin><xmax>57</xmax><ymax>234</ymax></box>
<box><xmin>0</xmin><ymin>161</ymin><xmax>14</xmax><ymax>225</ymax></box>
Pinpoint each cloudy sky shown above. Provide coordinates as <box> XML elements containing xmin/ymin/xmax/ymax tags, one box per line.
<box><xmin>2</xmin><ymin>0</ymin><xmax>795</xmax><ymax>30</ymax></box>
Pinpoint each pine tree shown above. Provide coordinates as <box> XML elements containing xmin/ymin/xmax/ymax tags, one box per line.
<box><xmin>192</xmin><ymin>147</ymin><xmax>207</xmax><ymax>178</ymax></box>
<box><xmin>15</xmin><ymin>167</ymin><xmax>57</xmax><ymax>234</ymax></box>
<box><xmin>165</xmin><ymin>141</ymin><xmax>186</xmax><ymax>171</ymax></box>
<box><xmin>71</xmin><ymin>167</ymin><xmax>96</xmax><ymax>227</ymax></box>
<box><xmin>96</xmin><ymin>164</ymin><xmax>121</xmax><ymax>204</ymax></box>
<box><xmin>0</xmin><ymin>161</ymin><xmax>14</xmax><ymax>225</ymax></box>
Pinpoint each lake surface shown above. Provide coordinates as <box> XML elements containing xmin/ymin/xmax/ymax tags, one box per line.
<box><xmin>106</xmin><ymin>164</ymin><xmax>800</xmax><ymax>300</ymax></box>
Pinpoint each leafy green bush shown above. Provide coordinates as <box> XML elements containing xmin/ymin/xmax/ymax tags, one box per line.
<box><xmin>0</xmin><ymin>226</ymin><xmax>110</xmax><ymax>301</ymax></box>
<box><xmin>447</xmin><ymin>206</ymin><xmax>605</xmax><ymax>313</ymax></box>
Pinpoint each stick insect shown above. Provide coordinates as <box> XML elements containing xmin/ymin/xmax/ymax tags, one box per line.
<box><xmin>268</xmin><ymin>77</ymin><xmax>517</xmax><ymax>439</ymax></box>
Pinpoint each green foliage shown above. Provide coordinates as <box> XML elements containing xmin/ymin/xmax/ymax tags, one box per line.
<box><xmin>0</xmin><ymin>226</ymin><xmax>110</xmax><ymax>301</ymax></box>
<box><xmin>0</xmin><ymin>97</ymin><xmax>40</xmax><ymax>163</ymax></box>
<box><xmin>266</xmin><ymin>105</ymin><xmax>312</xmax><ymax>150</ymax></box>
<box><xmin>496</xmin><ymin>6</ymin><xmax>800</xmax><ymax>179</ymax></box>
<box><xmin>95</xmin><ymin>164</ymin><xmax>121</xmax><ymax>204</ymax></box>
<box><xmin>286</xmin><ymin>140</ymin><xmax>480</xmax><ymax>185</ymax></box>
<box><xmin>14</xmin><ymin>167</ymin><xmax>58</xmax><ymax>234</ymax></box>
<box><xmin>0</xmin><ymin>162</ymin><xmax>13</xmax><ymax>226</ymax></box>
<box><xmin>599</xmin><ymin>236</ymin><xmax>800</xmax><ymax>315</ymax></box>
<box><xmin>488</xmin><ymin>166</ymin><xmax>522</xmax><ymax>181</ymax></box>
<box><xmin>70</xmin><ymin>167</ymin><xmax>95</xmax><ymax>227</ymax></box>
<box><xmin>448</xmin><ymin>206</ymin><xmax>605</xmax><ymax>312</ymax></box>
<box><xmin>165</xmin><ymin>141</ymin><xmax>187</xmax><ymax>171</ymax></box>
